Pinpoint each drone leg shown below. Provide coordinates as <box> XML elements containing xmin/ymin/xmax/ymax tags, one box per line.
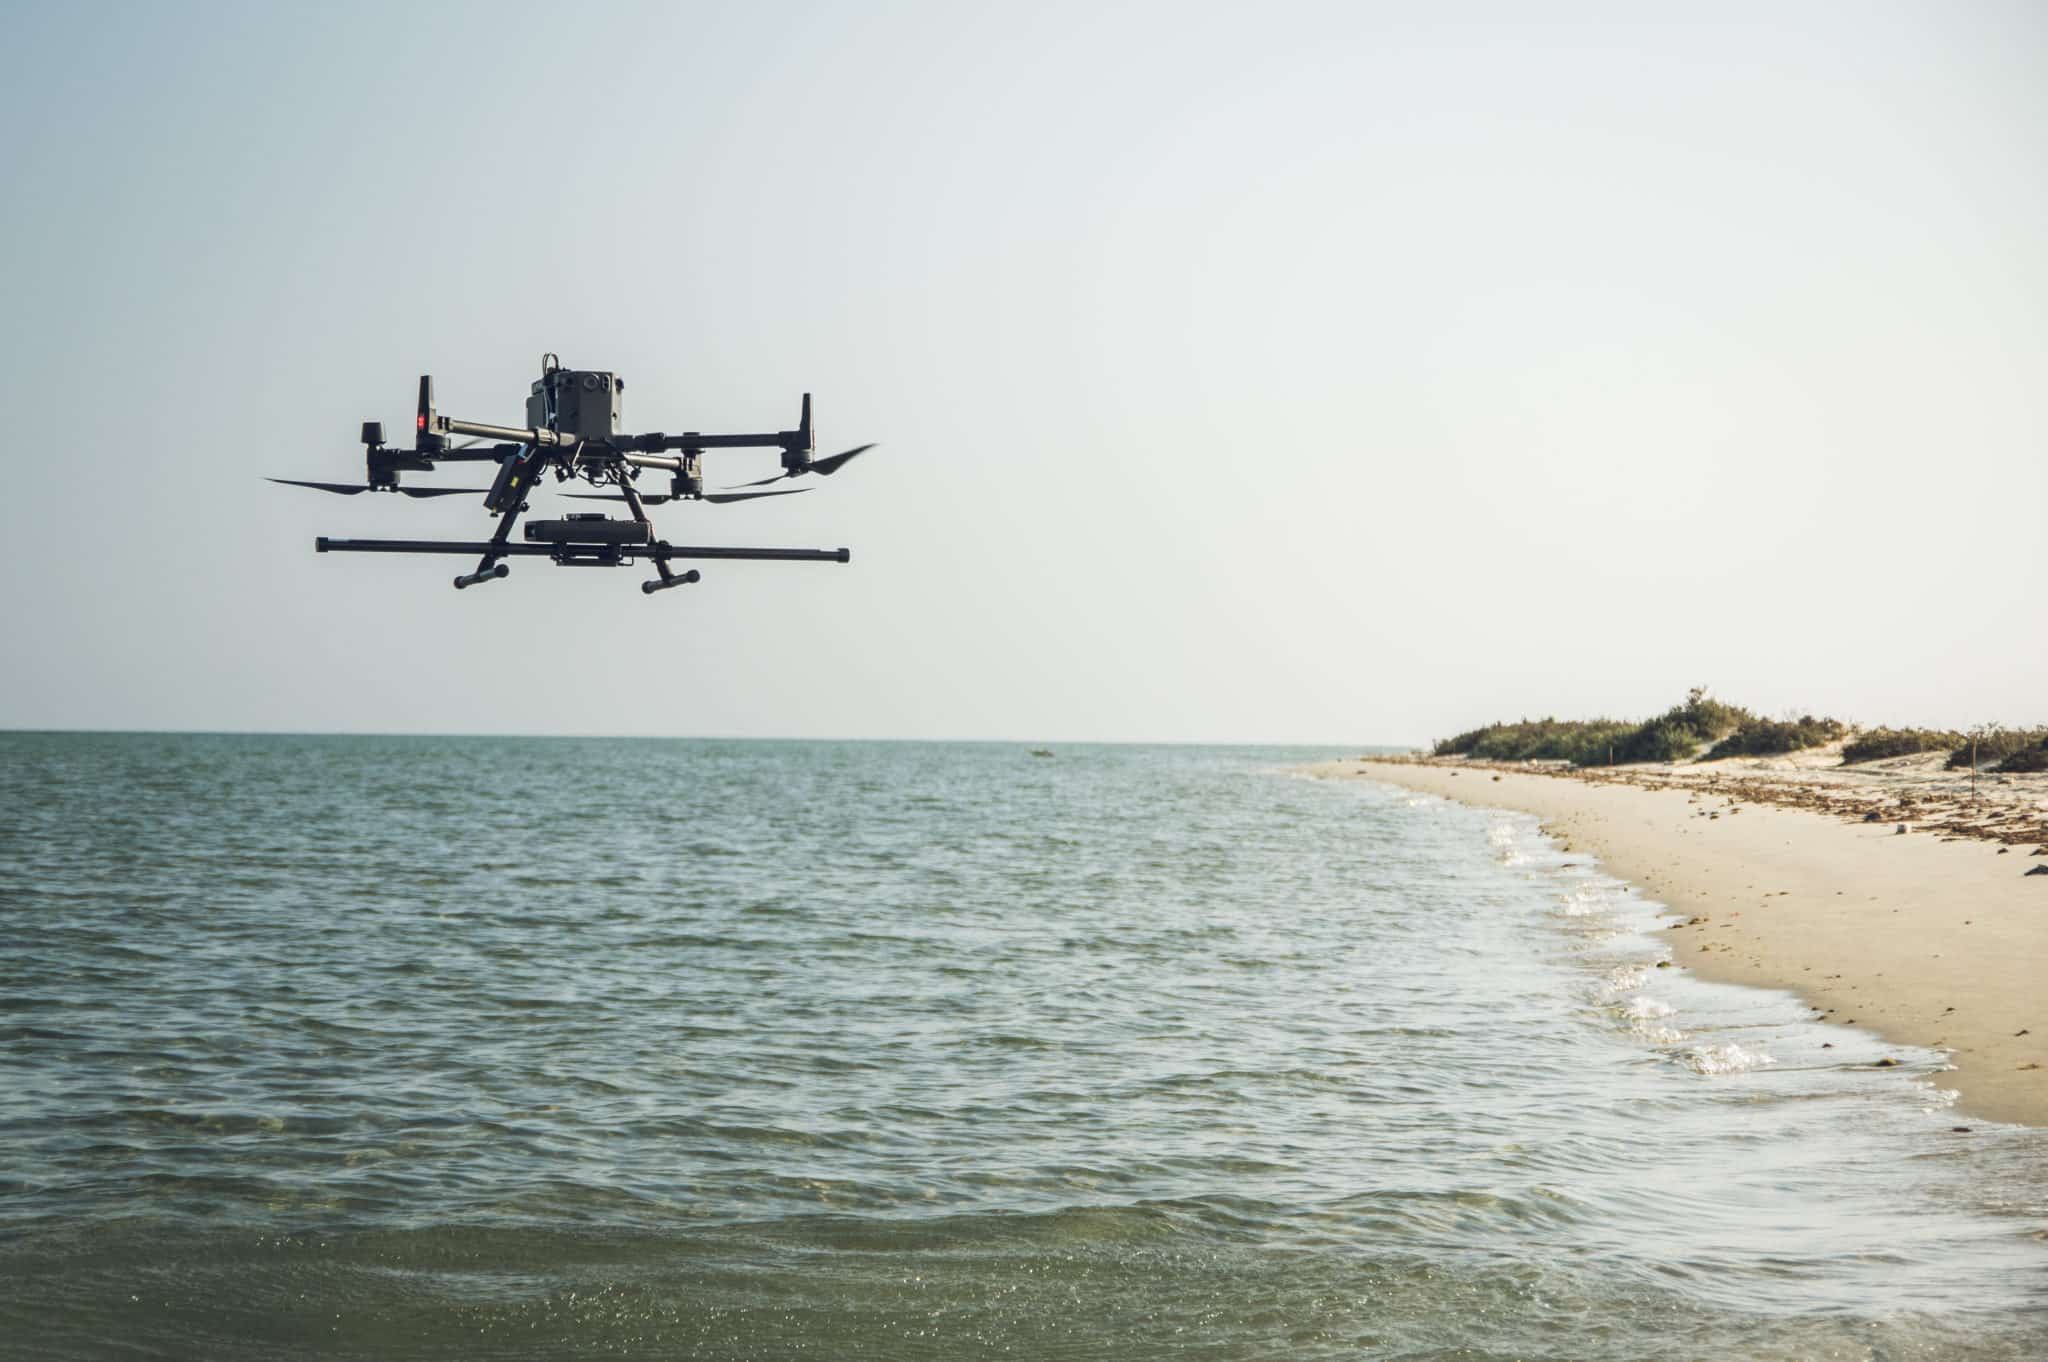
<box><xmin>616</xmin><ymin>468</ymin><xmax>656</xmax><ymax>528</ymax></box>
<box><xmin>614</xmin><ymin>469</ymin><xmax>699</xmax><ymax>597</ymax></box>
<box><xmin>455</xmin><ymin>445</ymin><xmax>547</xmax><ymax>591</ymax></box>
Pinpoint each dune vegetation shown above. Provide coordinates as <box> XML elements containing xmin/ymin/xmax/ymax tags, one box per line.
<box><xmin>1700</xmin><ymin>714</ymin><xmax>1848</xmax><ymax>761</ymax></box>
<box><xmin>1945</xmin><ymin>727</ymin><xmax>2048</xmax><ymax>773</ymax></box>
<box><xmin>1432</xmin><ymin>691</ymin><xmax>2040</xmax><ymax>772</ymax></box>
<box><xmin>1840</xmin><ymin>727</ymin><xmax>1969</xmax><ymax>764</ymax></box>
<box><xmin>1434</xmin><ymin>688</ymin><xmax>1759</xmax><ymax>767</ymax></box>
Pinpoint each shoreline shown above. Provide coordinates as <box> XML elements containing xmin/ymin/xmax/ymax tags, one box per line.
<box><xmin>1309</xmin><ymin>757</ymin><xmax>2048</xmax><ymax>1127</ymax></box>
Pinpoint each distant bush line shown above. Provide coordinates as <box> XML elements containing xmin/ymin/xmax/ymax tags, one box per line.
<box><xmin>1431</xmin><ymin>691</ymin><xmax>2046</xmax><ymax>772</ymax></box>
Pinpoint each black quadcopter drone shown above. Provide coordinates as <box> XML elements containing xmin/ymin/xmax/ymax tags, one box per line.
<box><xmin>271</xmin><ymin>354</ymin><xmax>871</xmax><ymax>595</ymax></box>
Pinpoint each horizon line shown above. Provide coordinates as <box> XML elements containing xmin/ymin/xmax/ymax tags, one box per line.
<box><xmin>0</xmin><ymin>725</ymin><xmax>1415</xmax><ymax>751</ymax></box>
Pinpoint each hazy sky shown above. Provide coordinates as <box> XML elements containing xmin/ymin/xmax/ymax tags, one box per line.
<box><xmin>2</xmin><ymin>1</ymin><xmax>2041</xmax><ymax>743</ymax></box>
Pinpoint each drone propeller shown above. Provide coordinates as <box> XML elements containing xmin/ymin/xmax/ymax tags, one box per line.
<box><xmin>734</xmin><ymin>444</ymin><xmax>875</xmax><ymax>488</ymax></box>
<box><xmin>268</xmin><ymin>477</ymin><xmax>492</xmax><ymax>498</ymax></box>
<box><xmin>704</xmin><ymin>487</ymin><xmax>813</xmax><ymax>504</ymax></box>
<box><xmin>562</xmin><ymin>487</ymin><xmax>812</xmax><ymax>506</ymax></box>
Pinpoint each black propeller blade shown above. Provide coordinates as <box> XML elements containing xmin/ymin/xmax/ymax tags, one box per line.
<box><xmin>811</xmin><ymin>443</ymin><xmax>875</xmax><ymax>476</ymax></box>
<box><xmin>734</xmin><ymin>444</ymin><xmax>876</xmax><ymax>487</ymax></box>
<box><xmin>705</xmin><ymin>487</ymin><xmax>812</xmax><ymax>504</ymax></box>
<box><xmin>561</xmin><ymin>487</ymin><xmax>812</xmax><ymax>506</ymax></box>
<box><xmin>268</xmin><ymin>478</ymin><xmax>491</xmax><ymax>498</ymax></box>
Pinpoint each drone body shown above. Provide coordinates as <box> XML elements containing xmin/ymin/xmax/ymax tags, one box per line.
<box><xmin>273</xmin><ymin>354</ymin><xmax>871</xmax><ymax>595</ymax></box>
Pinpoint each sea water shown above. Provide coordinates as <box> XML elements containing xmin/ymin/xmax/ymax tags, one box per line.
<box><xmin>0</xmin><ymin>733</ymin><xmax>2042</xmax><ymax>1359</ymax></box>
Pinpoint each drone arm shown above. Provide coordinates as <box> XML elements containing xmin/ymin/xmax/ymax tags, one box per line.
<box><xmin>622</xmin><ymin>392</ymin><xmax>811</xmax><ymax>455</ymax></box>
<box><xmin>427</xmin><ymin>443</ymin><xmax>523</xmax><ymax>463</ymax></box>
<box><xmin>618</xmin><ymin>452</ymin><xmax>682</xmax><ymax>471</ymax></box>
<box><xmin>432</xmin><ymin>423</ymin><xmax>801</xmax><ymax>458</ymax></box>
<box><xmin>434</xmin><ymin>415</ymin><xmax>580</xmax><ymax>450</ymax></box>
<box><xmin>629</xmin><ymin>431</ymin><xmax>790</xmax><ymax>452</ymax></box>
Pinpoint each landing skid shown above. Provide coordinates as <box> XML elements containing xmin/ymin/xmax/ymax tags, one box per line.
<box><xmin>315</xmin><ymin>537</ymin><xmax>849</xmax><ymax>594</ymax></box>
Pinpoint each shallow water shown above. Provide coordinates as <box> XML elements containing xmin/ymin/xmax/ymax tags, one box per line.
<box><xmin>1</xmin><ymin>734</ymin><xmax>2043</xmax><ymax>1359</ymax></box>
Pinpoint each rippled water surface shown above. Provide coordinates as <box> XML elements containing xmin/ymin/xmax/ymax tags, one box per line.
<box><xmin>1</xmin><ymin>733</ymin><xmax>2044</xmax><ymax>1359</ymax></box>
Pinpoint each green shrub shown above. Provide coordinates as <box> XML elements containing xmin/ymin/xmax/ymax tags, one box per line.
<box><xmin>1702</xmin><ymin>715</ymin><xmax>1848</xmax><ymax>761</ymax></box>
<box><xmin>1670</xmin><ymin>687</ymin><xmax>1752</xmax><ymax>745</ymax></box>
<box><xmin>1840</xmin><ymin>727</ymin><xmax>1967</xmax><ymax>764</ymax></box>
<box><xmin>1993</xmin><ymin>739</ymin><xmax>2048</xmax><ymax>774</ymax></box>
<box><xmin>1946</xmin><ymin>728</ymin><xmax>2048</xmax><ymax>770</ymax></box>
<box><xmin>1552</xmin><ymin>720</ymin><xmax>1640</xmax><ymax>766</ymax></box>
<box><xmin>1433</xmin><ymin>688</ymin><xmax>1755</xmax><ymax>767</ymax></box>
<box><xmin>1622</xmin><ymin>722</ymin><xmax>1703</xmax><ymax>764</ymax></box>
<box><xmin>1434</xmin><ymin>718</ymin><xmax>1635</xmax><ymax>764</ymax></box>
<box><xmin>1613</xmin><ymin>688</ymin><xmax>1751</xmax><ymax>764</ymax></box>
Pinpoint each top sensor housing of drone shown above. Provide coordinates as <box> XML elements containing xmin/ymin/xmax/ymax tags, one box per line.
<box><xmin>528</xmin><ymin>368</ymin><xmax>622</xmax><ymax>440</ymax></box>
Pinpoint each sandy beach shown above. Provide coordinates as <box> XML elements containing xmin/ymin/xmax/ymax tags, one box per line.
<box><xmin>1311</xmin><ymin>752</ymin><xmax>2048</xmax><ymax>1127</ymax></box>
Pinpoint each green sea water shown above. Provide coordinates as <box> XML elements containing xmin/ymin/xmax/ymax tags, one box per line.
<box><xmin>1</xmin><ymin>733</ymin><xmax>2043</xmax><ymax>1359</ymax></box>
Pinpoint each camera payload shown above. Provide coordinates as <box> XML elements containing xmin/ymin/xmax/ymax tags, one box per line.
<box><xmin>527</xmin><ymin>367</ymin><xmax>622</xmax><ymax>441</ymax></box>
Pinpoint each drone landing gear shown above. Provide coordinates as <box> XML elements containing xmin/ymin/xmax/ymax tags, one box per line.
<box><xmin>315</xmin><ymin>538</ymin><xmax>846</xmax><ymax>599</ymax></box>
<box><xmin>643</xmin><ymin>569</ymin><xmax>701</xmax><ymax>595</ymax></box>
<box><xmin>453</xmin><ymin>564</ymin><xmax>510</xmax><ymax>590</ymax></box>
<box><xmin>315</xmin><ymin>424</ymin><xmax>848</xmax><ymax>598</ymax></box>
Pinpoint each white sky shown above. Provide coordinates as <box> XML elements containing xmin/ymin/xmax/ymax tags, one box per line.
<box><xmin>1</xmin><ymin>1</ymin><xmax>2041</xmax><ymax>744</ymax></box>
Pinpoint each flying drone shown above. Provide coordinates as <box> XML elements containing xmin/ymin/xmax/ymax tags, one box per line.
<box><xmin>271</xmin><ymin>354</ymin><xmax>871</xmax><ymax>595</ymax></box>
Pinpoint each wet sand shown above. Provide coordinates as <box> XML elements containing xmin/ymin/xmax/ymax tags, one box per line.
<box><xmin>1308</xmin><ymin>755</ymin><xmax>2048</xmax><ymax>1127</ymax></box>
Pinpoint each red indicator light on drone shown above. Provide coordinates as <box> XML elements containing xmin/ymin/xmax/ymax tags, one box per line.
<box><xmin>417</xmin><ymin>410</ymin><xmax>427</xmax><ymax>431</ymax></box>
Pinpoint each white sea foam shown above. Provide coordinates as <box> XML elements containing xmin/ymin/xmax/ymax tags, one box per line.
<box><xmin>1487</xmin><ymin>820</ymin><xmax>1533</xmax><ymax>866</ymax></box>
<box><xmin>1604</xmin><ymin>995</ymin><xmax>1683</xmax><ymax>1043</ymax></box>
<box><xmin>1684</xmin><ymin>1042</ymin><xmax>1776</xmax><ymax>1075</ymax></box>
<box><xmin>1557</xmin><ymin>883</ymin><xmax>1624</xmax><ymax>917</ymax></box>
<box><xmin>1602</xmin><ymin>964</ymin><xmax>1649</xmax><ymax>997</ymax></box>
